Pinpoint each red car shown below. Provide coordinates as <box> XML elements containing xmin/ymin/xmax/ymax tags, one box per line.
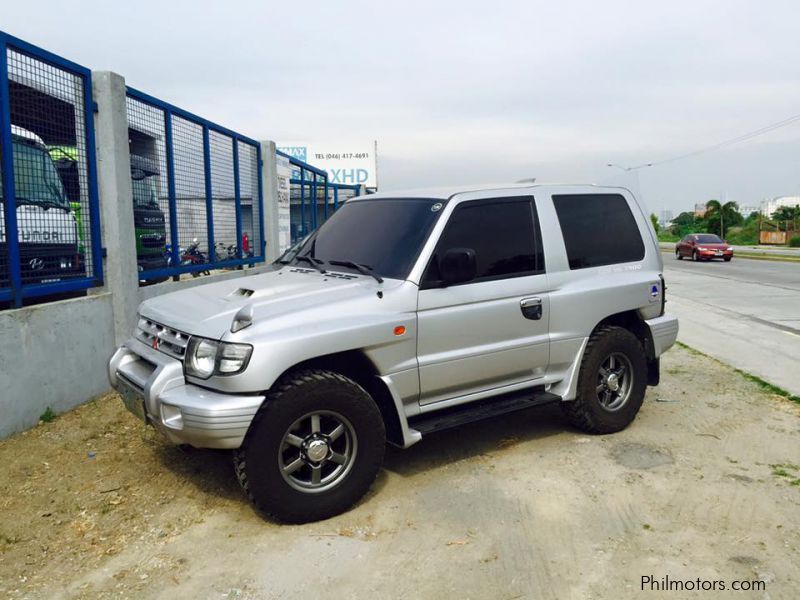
<box><xmin>675</xmin><ymin>234</ymin><xmax>733</xmax><ymax>262</ymax></box>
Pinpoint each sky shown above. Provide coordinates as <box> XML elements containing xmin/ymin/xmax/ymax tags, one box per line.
<box><xmin>4</xmin><ymin>0</ymin><xmax>800</xmax><ymax>215</ymax></box>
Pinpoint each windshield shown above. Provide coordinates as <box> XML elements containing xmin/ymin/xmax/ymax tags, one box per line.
<box><xmin>131</xmin><ymin>174</ymin><xmax>158</xmax><ymax>207</ymax></box>
<box><xmin>0</xmin><ymin>140</ymin><xmax>68</xmax><ymax>208</ymax></box>
<box><xmin>298</xmin><ymin>198</ymin><xmax>444</xmax><ymax>280</ymax></box>
<box><xmin>695</xmin><ymin>234</ymin><xmax>723</xmax><ymax>243</ymax></box>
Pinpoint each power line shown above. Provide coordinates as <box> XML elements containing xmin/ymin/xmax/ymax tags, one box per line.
<box><xmin>645</xmin><ymin>112</ymin><xmax>800</xmax><ymax>168</ymax></box>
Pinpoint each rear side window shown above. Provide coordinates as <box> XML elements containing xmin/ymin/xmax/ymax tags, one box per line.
<box><xmin>553</xmin><ymin>194</ymin><xmax>645</xmax><ymax>269</ymax></box>
<box><xmin>423</xmin><ymin>197</ymin><xmax>544</xmax><ymax>286</ymax></box>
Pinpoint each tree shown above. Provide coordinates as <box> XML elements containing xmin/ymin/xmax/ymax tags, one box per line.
<box><xmin>650</xmin><ymin>213</ymin><xmax>660</xmax><ymax>233</ymax></box>
<box><xmin>772</xmin><ymin>205</ymin><xmax>800</xmax><ymax>223</ymax></box>
<box><xmin>668</xmin><ymin>211</ymin><xmax>697</xmax><ymax>236</ymax></box>
<box><xmin>704</xmin><ymin>199</ymin><xmax>742</xmax><ymax>238</ymax></box>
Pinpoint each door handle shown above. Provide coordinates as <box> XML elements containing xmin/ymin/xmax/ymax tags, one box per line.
<box><xmin>520</xmin><ymin>297</ymin><xmax>543</xmax><ymax>320</ymax></box>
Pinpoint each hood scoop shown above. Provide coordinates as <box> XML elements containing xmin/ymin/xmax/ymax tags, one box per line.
<box><xmin>231</xmin><ymin>287</ymin><xmax>255</xmax><ymax>298</ymax></box>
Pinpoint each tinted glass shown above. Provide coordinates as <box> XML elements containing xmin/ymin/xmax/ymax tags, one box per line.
<box><xmin>695</xmin><ymin>234</ymin><xmax>723</xmax><ymax>243</ymax></box>
<box><xmin>553</xmin><ymin>194</ymin><xmax>645</xmax><ymax>269</ymax></box>
<box><xmin>424</xmin><ymin>198</ymin><xmax>542</xmax><ymax>284</ymax></box>
<box><xmin>304</xmin><ymin>198</ymin><xmax>442</xmax><ymax>280</ymax></box>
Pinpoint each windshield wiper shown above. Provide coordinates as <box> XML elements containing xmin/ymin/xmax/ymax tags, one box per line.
<box><xmin>328</xmin><ymin>260</ymin><xmax>383</xmax><ymax>283</ymax></box>
<box><xmin>294</xmin><ymin>254</ymin><xmax>326</xmax><ymax>274</ymax></box>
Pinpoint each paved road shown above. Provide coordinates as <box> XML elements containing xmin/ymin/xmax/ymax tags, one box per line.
<box><xmin>662</xmin><ymin>252</ymin><xmax>800</xmax><ymax>395</ymax></box>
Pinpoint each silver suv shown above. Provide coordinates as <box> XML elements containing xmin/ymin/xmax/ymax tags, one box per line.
<box><xmin>109</xmin><ymin>183</ymin><xmax>678</xmax><ymax>522</ymax></box>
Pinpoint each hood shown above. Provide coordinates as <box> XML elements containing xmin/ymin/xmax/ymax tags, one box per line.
<box><xmin>138</xmin><ymin>267</ymin><xmax>397</xmax><ymax>339</ymax></box>
<box><xmin>696</xmin><ymin>243</ymin><xmax>730</xmax><ymax>249</ymax></box>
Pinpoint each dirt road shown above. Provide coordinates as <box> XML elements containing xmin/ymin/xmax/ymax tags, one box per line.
<box><xmin>1</xmin><ymin>345</ymin><xmax>799</xmax><ymax>599</ymax></box>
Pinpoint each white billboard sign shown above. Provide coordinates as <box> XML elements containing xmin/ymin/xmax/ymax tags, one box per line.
<box><xmin>278</xmin><ymin>141</ymin><xmax>378</xmax><ymax>189</ymax></box>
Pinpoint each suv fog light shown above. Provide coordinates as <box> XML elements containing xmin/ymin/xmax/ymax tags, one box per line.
<box><xmin>161</xmin><ymin>403</ymin><xmax>183</xmax><ymax>430</ymax></box>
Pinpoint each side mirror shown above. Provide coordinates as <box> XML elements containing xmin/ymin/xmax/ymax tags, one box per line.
<box><xmin>440</xmin><ymin>248</ymin><xmax>477</xmax><ymax>286</ymax></box>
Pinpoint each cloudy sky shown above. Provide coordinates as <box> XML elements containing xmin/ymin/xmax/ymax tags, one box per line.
<box><xmin>5</xmin><ymin>0</ymin><xmax>800</xmax><ymax>214</ymax></box>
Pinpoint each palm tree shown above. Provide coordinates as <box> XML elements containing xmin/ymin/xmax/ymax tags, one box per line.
<box><xmin>704</xmin><ymin>199</ymin><xmax>741</xmax><ymax>239</ymax></box>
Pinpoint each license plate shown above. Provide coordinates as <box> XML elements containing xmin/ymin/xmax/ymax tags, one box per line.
<box><xmin>118</xmin><ymin>378</ymin><xmax>147</xmax><ymax>423</ymax></box>
<box><xmin>715</xmin><ymin>251</ymin><xmax>722</xmax><ymax>256</ymax></box>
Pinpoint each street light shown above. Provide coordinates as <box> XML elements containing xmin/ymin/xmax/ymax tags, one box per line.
<box><xmin>606</xmin><ymin>162</ymin><xmax>653</xmax><ymax>204</ymax></box>
<box><xmin>607</xmin><ymin>162</ymin><xmax>653</xmax><ymax>172</ymax></box>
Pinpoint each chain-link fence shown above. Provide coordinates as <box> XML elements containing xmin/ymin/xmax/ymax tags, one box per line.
<box><xmin>0</xmin><ymin>32</ymin><xmax>102</xmax><ymax>307</ymax></box>
<box><xmin>125</xmin><ymin>88</ymin><xmax>264</xmax><ymax>282</ymax></box>
<box><xmin>281</xmin><ymin>151</ymin><xmax>361</xmax><ymax>244</ymax></box>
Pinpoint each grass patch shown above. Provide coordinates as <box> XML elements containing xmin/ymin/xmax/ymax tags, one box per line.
<box><xmin>39</xmin><ymin>407</ymin><xmax>56</xmax><ymax>423</ymax></box>
<box><xmin>674</xmin><ymin>342</ymin><xmax>800</xmax><ymax>405</ymax></box>
<box><xmin>770</xmin><ymin>464</ymin><xmax>800</xmax><ymax>487</ymax></box>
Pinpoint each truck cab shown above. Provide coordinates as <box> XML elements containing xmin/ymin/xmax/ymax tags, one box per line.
<box><xmin>0</xmin><ymin>126</ymin><xmax>82</xmax><ymax>288</ymax></box>
<box><xmin>129</xmin><ymin>154</ymin><xmax>167</xmax><ymax>275</ymax></box>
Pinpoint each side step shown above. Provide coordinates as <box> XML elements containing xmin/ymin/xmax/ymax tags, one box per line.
<box><xmin>408</xmin><ymin>388</ymin><xmax>560</xmax><ymax>436</ymax></box>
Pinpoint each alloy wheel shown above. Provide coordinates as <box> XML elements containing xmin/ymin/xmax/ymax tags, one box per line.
<box><xmin>595</xmin><ymin>352</ymin><xmax>634</xmax><ymax>412</ymax></box>
<box><xmin>278</xmin><ymin>410</ymin><xmax>357</xmax><ymax>493</ymax></box>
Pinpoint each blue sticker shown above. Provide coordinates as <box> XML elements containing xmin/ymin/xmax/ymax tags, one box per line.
<box><xmin>650</xmin><ymin>284</ymin><xmax>659</xmax><ymax>301</ymax></box>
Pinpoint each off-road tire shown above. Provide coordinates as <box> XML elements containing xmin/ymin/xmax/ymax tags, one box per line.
<box><xmin>561</xmin><ymin>325</ymin><xmax>648</xmax><ymax>434</ymax></box>
<box><xmin>234</xmin><ymin>369</ymin><xmax>385</xmax><ymax>523</ymax></box>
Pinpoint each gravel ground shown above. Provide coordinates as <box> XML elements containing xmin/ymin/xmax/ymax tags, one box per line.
<box><xmin>1</xmin><ymin>345</ymin><xmax>799</xmax><ymax>599</ymax></box>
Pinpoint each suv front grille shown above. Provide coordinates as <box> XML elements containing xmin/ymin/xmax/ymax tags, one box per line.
<box><xmin>136</xmin><ymin>317</ymin><xmax>190</xmax><ymax>360</ymax></box>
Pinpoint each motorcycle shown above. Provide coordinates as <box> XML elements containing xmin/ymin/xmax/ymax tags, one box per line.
<box><xmin>182</xmin><ymin>238</ymin><xmax>210</xmax><ymax>277</ymax></box>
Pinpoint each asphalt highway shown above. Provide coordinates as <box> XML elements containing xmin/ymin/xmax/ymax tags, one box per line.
<box><xmin>662</xmin><ymin>252</ymin><xmax>800</xmax><ymax>395</ymax></box>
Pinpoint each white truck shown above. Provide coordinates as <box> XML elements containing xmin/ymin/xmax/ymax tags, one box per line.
<box><xmin>0</xmin><ymin>126</ymin><xmax>82</xmax><ymax>288</ymax></box>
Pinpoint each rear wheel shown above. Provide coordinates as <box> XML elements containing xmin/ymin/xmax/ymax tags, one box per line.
<box><xmin>562</xmin><ymin>326</ymin><xmax>648</xmax><ymax>434</ymax></box>
<box><xmin>234</xmin><ymin>369</ymin><xmax>385</xmax><ymax>523</ymax></box>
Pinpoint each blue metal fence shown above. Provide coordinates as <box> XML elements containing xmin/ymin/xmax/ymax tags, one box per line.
<box><xmin>125</xmin><ymin>87</ymin><xmax>265</xmax><ymax>281</ymax></box>
<box><xmin>280</xmin><ymin>149</ymin><xmax>360</xmax><ymax>243</ymax></box>
<box><xmin>0</xmin><ymin>31</ymin><xmax>103</xmax><ymax>307</ymax></box>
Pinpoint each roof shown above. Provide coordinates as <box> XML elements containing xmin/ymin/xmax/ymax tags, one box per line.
<box><xmin>354</xmin><ymin>182</ymin><xmax>627</xmax><ymax>201</ymax></box>
<box><xmin>10</xmin><ymin>125</ymin><xmax>46</xmax><ymax>148</ymax></box>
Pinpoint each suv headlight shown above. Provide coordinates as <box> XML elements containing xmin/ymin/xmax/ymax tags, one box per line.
<box><xmin>184</xmin><ymin>337</ymin><xmax>253</xmax><ymax>379</ymax></box>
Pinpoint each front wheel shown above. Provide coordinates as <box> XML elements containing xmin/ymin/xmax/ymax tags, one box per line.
<box><xmin>724</xmin><ymin>256</ymin><xmax>732</xmax><ymax>262</ymax></box>
<box><xmin>675</xmin><ymin>249</ymin><xmax>683</xmax><ymax>260</ymax></box>
<box><xmin>234</xmin><ymin>369</ymin><xmax>385</xmax><ymax>523</ymax></box>
<box><xmin>562</xmin><ymin>326</ymin><xmax>648</xmax><ymax>434</ymax></box>
<box><xmin>692</xmin><ymin>250</ymin><xmax>699</xmax><ymax>262</ymax></box>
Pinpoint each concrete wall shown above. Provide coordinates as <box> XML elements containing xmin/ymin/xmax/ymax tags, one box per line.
<box><xmin>0</xmin><ymin>71</ymin><xmax>279</xmax><ymax>440</ymax></box>
<box><xmin>0</xmin><ymin>294</ymin><xmax>115</xmax><ymax>439</ymax></box>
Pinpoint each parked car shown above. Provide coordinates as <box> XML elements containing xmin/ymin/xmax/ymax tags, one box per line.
<box><xmin>675</xmin><ymin>234</ymin><xmax>733</xmax><ymax>262</ymax></box>
<box><xmin>109</xmin><ymin>183</ymin><xmax>679</xmax><ymax>523</ymax></box>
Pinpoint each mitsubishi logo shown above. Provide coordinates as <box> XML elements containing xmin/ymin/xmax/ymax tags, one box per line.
<box><xmin>29</xmin><ymin>258</ymin><xmax>45</xmax><ymax>271</ymax></box>
<box><xmin>152</xmin><ymin>333</ymin><xmax>161</xmax><ymax>350</ymax></box>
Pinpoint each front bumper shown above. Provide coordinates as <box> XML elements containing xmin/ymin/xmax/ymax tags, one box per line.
<box><xmin>698</xmin><ymin>249</ymin><xmax>733</xmax><ymax>259</ymax></box>
<box><xmin>108</xmin><ymin>337</ymin><xmax>264</xmax><ymax>449</ymax></box>
<box><xmin>645</xmin><ymin>314</ymin><xmax>679</xmax><ymax>357</ymax></box>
